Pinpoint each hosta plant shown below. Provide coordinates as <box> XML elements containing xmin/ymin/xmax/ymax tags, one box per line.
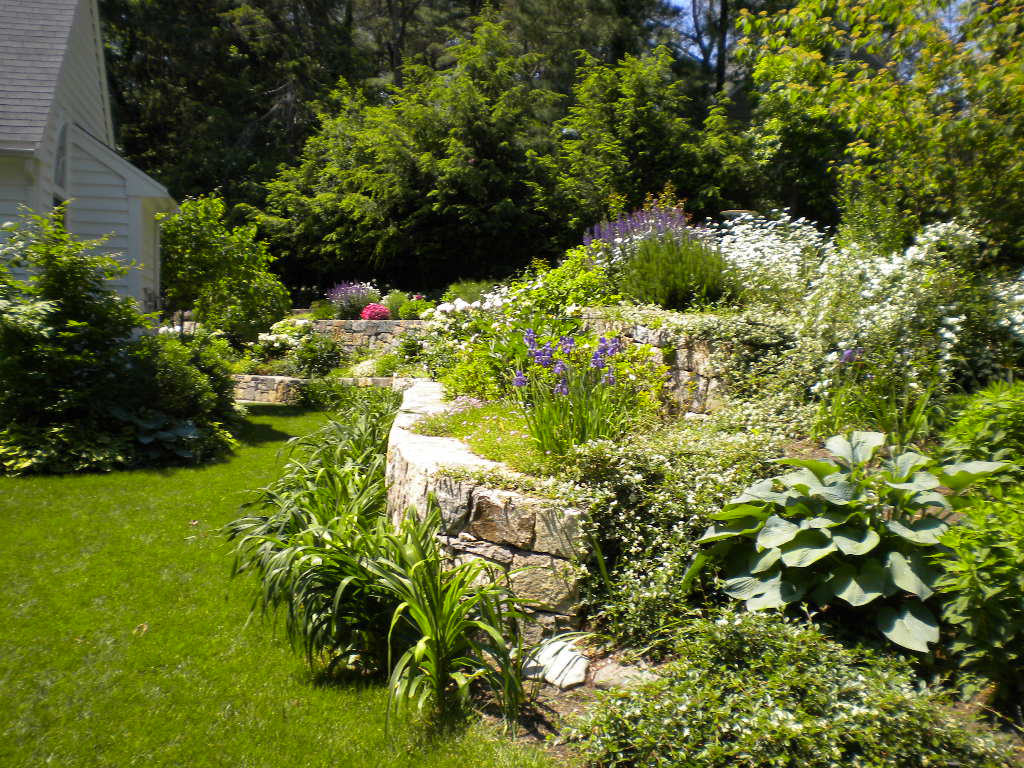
<box><xmin>695</xmin><ymin>432</ymin><xmax>1008</xmax><ymax>652</ymax></box>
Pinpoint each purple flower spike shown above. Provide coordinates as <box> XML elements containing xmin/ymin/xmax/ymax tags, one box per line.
<box><xmin>523</xmin><ymin>329</ymin><xmax>538</xmax><ymax>352</ymax></box>
<box><xmin>553</xmin><ymin>360</ymin><xmax>568</xmax><ymax>376</ymax></box>
<box><xmin>559</xmin><ymin>335</ymin><xmax>576</xmax><ymax>354</ymax></box>
<box><xmin>512</xmin><ymin>370</ymin><xmax>527</xmax><ymax>387</ymax></box>
<box><xmin>554</xmin><ymin>378</ymin><xmax>569</xmax><ymax>396</ymax></box>
<box><xmin>590</xmin><ymin>348</ymin><xmax>607</xmax><ymax>369</ymax></box>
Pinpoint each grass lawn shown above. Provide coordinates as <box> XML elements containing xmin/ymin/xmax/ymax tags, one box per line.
<box><xmin>0</xmin><ymin>405</ymin><xmax>554</xmax><ymax>768</ymax></box>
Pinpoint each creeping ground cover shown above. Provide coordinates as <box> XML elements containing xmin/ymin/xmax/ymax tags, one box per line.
<box><xmin>0</xmin><ymin>405</ymin><xmax>552</xmax><ymax>768</ymax></box>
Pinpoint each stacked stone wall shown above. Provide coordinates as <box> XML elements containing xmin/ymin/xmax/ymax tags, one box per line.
<box><xmin>312</xmin><ymin>319</ymin><xmax>428</xmax><ymax>353</ymax></box>
<box><xmin>385</xmin><ymin>380</ymin><xmax>585</xmax><ymax>637</ymax></box>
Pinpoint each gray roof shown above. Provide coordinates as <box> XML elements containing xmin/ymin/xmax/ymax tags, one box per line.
<box><xmin>0</xmin><ymin>0</ymin><xmax>79</xmax><ymax>153</ymax></box>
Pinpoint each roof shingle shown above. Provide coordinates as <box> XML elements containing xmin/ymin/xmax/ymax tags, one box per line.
<box><xmin>0</xmin><ymin>0</ymin><xmax>79</xmax><ymax>153</ymax></box>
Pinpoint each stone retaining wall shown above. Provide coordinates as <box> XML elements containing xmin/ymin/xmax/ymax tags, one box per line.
<box><xmin>232</xmin><ymin>374</ymin><xmax>306</xmax><ymax>404</ymax></box>
<box><xmin>312</xmin><ymin>319</ymin><xmax>428</xmax><ymax>353</ymax></box>
<box><xmin>233</xmin><ymin>374</ymin><xmax>420</xmax><ymax>403</ymax></box>
<box><xmin>386</xmin><ymin>380</ymin><xmax>585</xmax><ymax>636</ymax></box>
<box><xmin>582</xmin><ymin>310</ymin><xmax>721</xmax><ymax>413</ymax></box>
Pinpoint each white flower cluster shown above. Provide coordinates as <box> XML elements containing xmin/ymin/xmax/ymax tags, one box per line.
<box><xmin>705</xmin><ymin>211</ymin><xmax>829</xmax><ymax>306</ymax></box>
<box><xmin>256</xmin><ymin>332</ymin><xmax>299</xmax><ymax>353</ymax></box>
<box><xmin>992</xmin><ymin>271</ymin><xmax>1024</xmax><ymax>342</ymax></box>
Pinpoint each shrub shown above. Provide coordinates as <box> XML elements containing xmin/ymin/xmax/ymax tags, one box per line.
<box><xmin>567</xmin><ymin>610</ymin><xmax>1015</xmax><ymax>768</ymax></box>
<box><xmin>694</xmin><ymin>432</ymin><xmax>1009</xmax><ymax>652</ymax></box>
<box><xmin>0</xmin><ymin>209</ymin><xmax>238</xmax><ymax>474</ymax></box>
<box><xmin>327</xmin><ymin>281</ymin><xmax>381</xmax><ymax>319</ymax></box>
<box><xmin>618</xmin><ymin>231</ymin><xmax>732</xmax><ymax>310</ymax></box>
<box><xmin>159</xmin><ymin>194</ymin><xmax>290</xmax><ymax>343</ymax></box>
<box><xmin>398</xmin><ymin>298</ymin><xmax>432</xmax><ymax>319</ymax></box>
<box><xmin>382</xmin><ymin>290</ymin><xmax>410</xmax><ymax>317</ymax></box>
<box><xmin>944</xmin><ymin>380</ymin><xmax>1024</xmax><ymax>462</ymax></box>
<box><xmin>284</xmin><ymin>333</ymin><xmax>342</xmax><ymax>378</ymax></box>
<box><xmin>308</xmin><ymin>299</ymin><xmax>336</xmax><ymax>320</ymax></box>
<box><xmin>444</xmin><ymin>280</ymin><xmax>494</xmax><ymax>304</ymax></box>
<box><xmin>932</xmin><ymin>491</ymin><xmax>1024</xmax><ymax>717</ymax></box>
<box><xmin>359</xmin><ymin>303</ymin><xmax>390</xmax><ymax>320</ymax></box>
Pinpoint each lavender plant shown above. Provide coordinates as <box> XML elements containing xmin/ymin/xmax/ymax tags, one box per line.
<box><xmin>326</xmin><ymin>281</ymin><xmax>381</xmax><ymax>319</ymax></box>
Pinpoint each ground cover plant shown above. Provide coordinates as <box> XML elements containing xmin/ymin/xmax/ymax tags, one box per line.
<box><xmin>568</xmin><ymin>610</ymin><xmax>1017</xmax><ymax>767</ymax></box>
<box><xmin>0</xmin><ymin>405</ymin><xmax>552</xmax><ymax>767</ymax></box>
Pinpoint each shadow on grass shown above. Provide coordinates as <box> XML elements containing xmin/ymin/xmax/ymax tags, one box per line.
<box><xmin>238</xmin><ymin>405</ymin><xmax>323</xmax><ymax>446</ymax></box>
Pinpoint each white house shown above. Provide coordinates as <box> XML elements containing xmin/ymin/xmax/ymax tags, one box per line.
<box><xmin>0</xmin><ymin>0</ymin><xmax>175</xmax><ymax>312</ymax></box>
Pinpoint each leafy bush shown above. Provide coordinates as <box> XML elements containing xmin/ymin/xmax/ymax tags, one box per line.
<box><xmin>397</xmin><ymin>299</ymin><xmax>432</xmax><ymax>319</ymax></box>
<box><xmin>308</xmin><ymin>299</ymin><xmax>336</xmax><ymax>320</ymax></box>
<box><xmin>620</xmin><ymin>233</ymin><xmax>731</xmax><ymax>310</ymax></box>
<box><xmin>0</xmin><ymin>210</ymin><xmax>238</xmax><ymax>474</ymax></box>
<box><xmin>159</xmin><ymin>195</ymin><xmax>290</xmax><ymax>343</ymax></box>
<box><xmin>567</xmin><ymin>610</ymin><xmax>1015</xmax><ymax>768</ymax></box>
<box><xmin>933</xmin><ymin>491</ymin><xmax>1024</xmax><ymax>717</ymax></box>
<box><xmin>444</xmin><ymin>280</ymin><xmax>494</xmax><ymax>304</ymax></box>
<box><xmin>382</xmin><ymin>290</ymin><xmax>409</xmax><ymax>317</ymax></box>
<box><xmin>284</xmin><ymin>332</ymin><xmax>342</xmax><ymax>378</ymax></box>
<box><xmin>944</xmin><ymin>380</ymin><xmax>1024</xmax><ymax>462</ymax></box>
<box><xmin>695</xmin><ymin>432</ymin><xmax>1008</xmax><ymax>652</ymax></box>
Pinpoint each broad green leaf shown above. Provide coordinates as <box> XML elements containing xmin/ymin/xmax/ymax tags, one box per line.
<box><xmin>732</xmin><ymin>479</ymin><xmax>792</xmax><ymax>506</ymax></box>
<box><xmin>831</xmin><ymin>525</ymin><xmax>880</xmax><ymax>556</ymax></box>
<box><xmin>886</xmin><ymin>517</ymin><xmax>948</xmax><ymax>545</ymax></box>
<box><xmin>876</xmin><ymin>601</ymin><xmax>939</xmax><ymax>652</ymax></box>
<box><xmin>806</xmin><ymin>508</ymin><xmax>855</xmax><ymax>529</ymax></box>
<box><xmin>746</xmin><ymin>578</ymin><xmax>806</xmax><ymax>610</ymax></box>
<box><xmin>779</xmin><ymin>529</ymin><xmax>836</xmax><ymax>567</ymax></box>
<box><xmin>913</xmin><ymin>490</ymin><xmax>951</xmax><ymax>510</ymax></box>
<box><xmin>824</xmin><ymin>434</ymin><xmax>855</xmax><ymax>464</ymax></box>
<box><xmin>779</xmin><ymin>467</ymin><xmax>827</xmax><ymax>492</ymax></box>
<box><xmin>749</xmin><ymin>547</ymin><xmax>782</xmax><ymax>574</ymax></box>
<box><xmin>884</xmin><ymin>472</ymin><xmax>940</xmax><ymax>492</ymax></box>
<box><xmin>831</xmin><ymin>559</ymin><xmax>888</xmax><ymax>606</ymax></box>
<box><xmin>775</xmin><ymin>457</ymin><xmax>840</xmax><ymax>481</ymax></box>
<box><xmin>709</xmin><ymin>503</ymin><xmax>771</xmax><ymax>521</ymax></box>
<box><xmin>827</xmin><ymin>432</ymin><xmax>884</xmax><ymax>465</ymax></box>
<box><xmin>885</xmin><ymin>550</ymin><xmax>938</xmax><ymax>600</ymax></box>
<box><xmin>886</xmin><ymin>451</ymin><xmax>931</xmax><ymax>482</ymax></box>
<box><xmin>697</xmin><ymin>516</ymin><xmax>764</xmax><ymax>543</ymax></box>
<box><xmin>723</xmin><ymin>569</ymin><xmax>778</xmax><ymax>600</ymax></box>
<box><xmin>938</xmin><ymin>461</ymin><xmax>1008</xmax><ymax>492</ymax></box>
<box><xmin>756</xmin><ymin>515</ymin><xmax>802</xmax><ymax>548</ymax></box>
<box><xmin>849</xmin><ymin>432</ymin><xmax>886</xmax><ymax>464</ymax></box>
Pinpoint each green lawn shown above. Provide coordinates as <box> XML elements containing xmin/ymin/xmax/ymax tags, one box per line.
<box><xmin>0</xmin><ymin>405</ymin><xmax>554</xmax><ymax>768</ymax></box>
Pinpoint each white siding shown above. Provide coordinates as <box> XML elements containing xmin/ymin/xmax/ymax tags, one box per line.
<box><xmin>66</xmin><ymin>136</ymin><xmax>133</xmax><ymax>295</ymax></box>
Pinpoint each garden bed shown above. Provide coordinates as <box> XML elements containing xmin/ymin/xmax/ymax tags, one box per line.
<box><xmin>313</xmin><ymin>318</ymin><xmax>428</xmax><ymax>353</ymax></box>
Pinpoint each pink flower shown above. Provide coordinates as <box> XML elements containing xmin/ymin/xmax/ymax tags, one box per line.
<box><xmin>360</xmin><ymin>303</ymin><xmax>391</xmax><ymax>320</ymax></box>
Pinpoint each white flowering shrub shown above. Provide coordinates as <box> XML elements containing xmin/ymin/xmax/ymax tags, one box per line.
<box><xmin>704</xmin><ymin>210</ymin><xmax>828</xmax><ymax>307</ymax></box>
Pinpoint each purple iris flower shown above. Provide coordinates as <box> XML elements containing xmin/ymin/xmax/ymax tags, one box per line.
<box><xmin>839</xmin><ymin>347</ymin><xmax>864</xmax><ymax>364</ymax></box>
<box><xmin>554</xmin><ymin>378</ymin><xmax>569</xmax><ymax>396</ymax></box>
<box><xmin>602</xmin><ymin>372</ymin><xmax>616</xmax><ymax>386</ymax></box>
<box><xmin>553</xmin><ymin>359</ymin><xmax>568</xmax><ymax>376</ymax></box>
<box><xmin>512</xmin><ymin>370</ymin><xmax>527</xmax><ymax>387</ymax></box>
<box><xmin>534</xmin><ymin>342</ymin><xmax>554</xmax><ymax>368</ymax></box>
<box><xmin>608</xmin><ymin>337</ymin><xmax>623</xmax><ymax>356</ymax></box>
<box><xmin>559</xmin><ymin>335</ymin><xmax>576</xmax><ymax>354</ymax></box>
<box><xmin>523</xmin><ymin>329</ymin><xmax>537</xmax><ymax>352</ymax></box>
